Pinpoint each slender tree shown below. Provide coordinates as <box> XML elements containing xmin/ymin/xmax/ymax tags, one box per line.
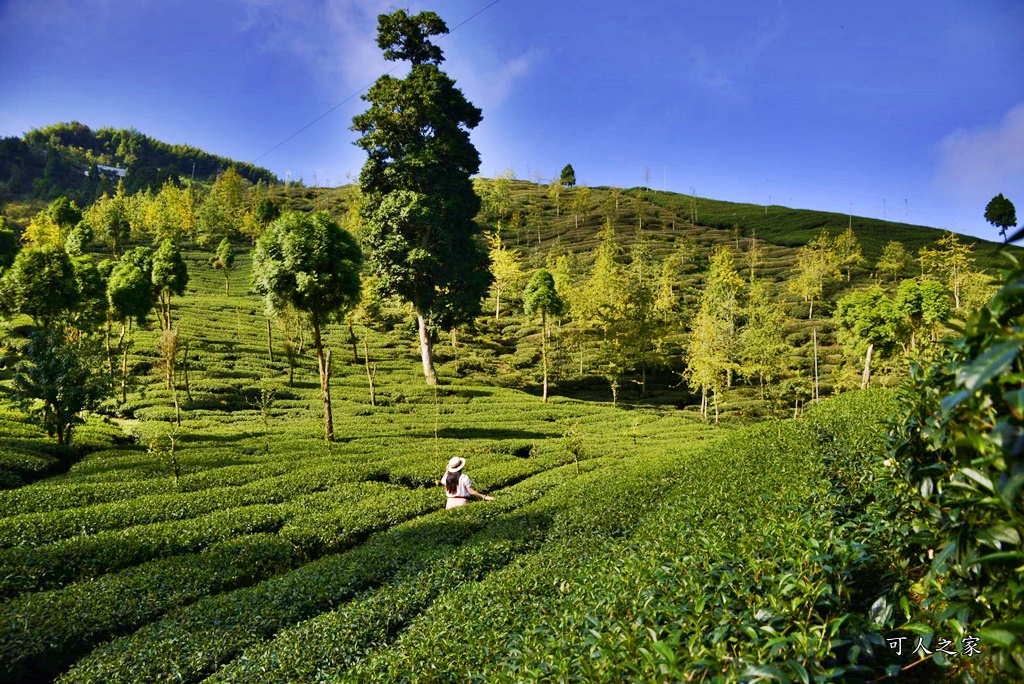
<box><xmin>252</xmin><ymin>211</ymin><xmax>362</xmax><ymax>442</ymax></box>
<box><xmin>834</xmin><ymin>286</ymin><xmax>904</xmax><ymax>389</ymax></box>
<box><xmin>212</xmin><ymin>237</ymin><xmax>236</xmax><ymax>295</ymax></box>
<box><xmin>353</xmin><ymin>9</ymin><xmax>490</xmax><ymax>385</ymax></box>
<box><xmin>919</xmin><ymin>231</ymin><xmax>975</xmax><ymax>310</ymax></box>
<box><xmin>523</xmin><ymin>269</ymin><xmax>564</xmax><ymax>402</ymax></box>
<box><xmin>487</xmin><ymin>227</ymin><xmax>526</xmax><ymax>319</ymax></box>
<box><xmin>876</xmin><ymin>240</ymin><xmax>910</xmax><ymax>283</ymax></box>
<box><xmin>107</xmin><ymin>255</ymin><xmax>155</xmax><ymax>402</ymax></box>
<box><xmin>833</xmin><ymin>226</ymin><xmax>866</xmax><ymax>281</ymax></box>
<box><xmin>151</xmin><ymin>239</ymin><xmax>189</xmax><ymax>331</ymax></box>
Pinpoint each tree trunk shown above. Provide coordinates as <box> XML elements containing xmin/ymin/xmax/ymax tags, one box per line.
<box><xmin>495</xmin><ymin>288</ymin><xmax>501</xmax><ymax>319</ymax></box>
<box><xmin>812</xmin><ymin>328</ymin><xmax>819</xmax><ymax>403</ymax></box>
<box><xmin>808</xmin><ymin>298</ymin><xmax>814</xmax><ymax>320</ymax></box>
<box><xmin>119</xmin><ymin>324</ymin><xmax>129</xmax><ymax>404</ymax></box>
<box><xmin>266</xmin><ymin>318</ymin><xmax>274</xmax><ymax>363</ymax></box>
<box><xmin>224</xmin><ymin>273</ymin><xmax>230</xmax><ymax>296</ymax></box>
<box><xmin>313</xmin><ymin>323</ymin><xmax>334</xmax><ymax>442</ymax></box>
<box><xmin>347</xmin><ymin>317</ymin><xmax>359</xmax><ymax>363</ymax></box>
<box><xmin>541</xmin><ymin>311</ymin><xmax>548</xmax><ymax>402</ymax></box>
<box><xmin>363</xmin><ymin>336</ymin><xmax>376</xmax><ymax>407</ymax></box>
<box><xmin>861</xmin><ymin>342</ymin><xmax>873</xmax><ymax>390</ymax></box>
<box><xmin>183</xmin><ymin>338</ymin><xmax>192</xmax><ymax>402</ymax></box>
<box><xmin>417</xmin><ymin>312</ymin><xmax>438</xmax><ymax>385</ymax></box>
<box><xmin>104</xmin><ymin>320</ymin><xmax>114</xmax><ymax>387</ymax></box>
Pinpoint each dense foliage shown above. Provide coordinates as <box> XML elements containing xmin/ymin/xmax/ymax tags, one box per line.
<box><xmin>880</xmin><ymin>254</ymin><xmax>1024</xmax><ymax>677</ymax></box>
<box><xmin>353</xmin><ymin>9</ymin><xmax>490</xmax><ymax>385</ymax></box>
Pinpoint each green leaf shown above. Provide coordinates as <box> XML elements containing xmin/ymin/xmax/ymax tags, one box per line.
<box><xmin>741</xmin><ymin>664</ymin><xmax>789</xmax><ymax>682</ymax></box>
<box><xmin>977</xmin><ymin>628</ymin><xmax>1017</xmax><ymax>647</ymax></box>
<box><xmin>901</xmin><ymin>622</ymin><xmax>933</xmax><ymax>637</ymax></box>
<box><xmin>960</xmin><ymin>468</ymin><xmax>994</xmax><ymax>492</ymax></box>
<box><xmin>975</xmin><ymin>551</ymin><xmax>1024</xmax><ymax>565</ymax></box>
<box><xmin>940</xmin><ymin>389</ymin><xmax>972</xmax><ymax>415</ymax></box>
<box><xmin>957</xmin><ymin>338</ymin><xmax>1023</xmax><ymax>391</ymax></box>
<box><xmin>977</xmin><ymin>524</ymin><xmax>1021</xmax><ymax>547</ymax></box>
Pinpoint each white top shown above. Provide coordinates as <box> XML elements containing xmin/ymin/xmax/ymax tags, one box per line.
<box><xmin>445</xmin><ymin>472</ymin><xmax>472</xmax><ymax>498</ymax></box>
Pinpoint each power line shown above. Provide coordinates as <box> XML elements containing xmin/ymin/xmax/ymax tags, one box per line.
<box><xmin>252</xmin><ymin>0</ymin><xmax>502</xmax><ymax>166</ymax></box>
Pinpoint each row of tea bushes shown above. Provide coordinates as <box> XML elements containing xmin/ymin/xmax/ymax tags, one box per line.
<box><xmin>0</xmin><ymin>533</ymin><xmax>300</xmax><ymax>683</ymax></box>
<box><xmin>0</xmin><ymin>480</ymin><xmax>404</xmax><ymax>598</ymax></box>
<box><xmin>3</xmin><ymin>480</ymin><xmax>451</xmax><ymax>680</ymax></box>
<box><xmin>0</xmin><ymin>460</ymin><xmax>384</xmax><ymax>547</ymax></box>
<box><xmin>54</xmin><ymin>462</ymin><xmax>609</xmax><ymax>684</ymax></box>
<box><xmin>253</xmin><ymin>435</ymin><xmax>701</xmax><ymax>682</ymax></box>
<box><xmin>333</xmin><ymin>391</ymin><xmax>899</xmax><ymax>681</ymax></box>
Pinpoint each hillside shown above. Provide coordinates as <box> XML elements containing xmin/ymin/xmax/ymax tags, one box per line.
<box><xmin>0</xmin><ymin>136</ymin><xmax>1020</xmax><ymax>680</ymax></box>
<box><xmin>0</xmin><ymin>121</ymin><xmax>277</xmax><ymax>205</ymax></box>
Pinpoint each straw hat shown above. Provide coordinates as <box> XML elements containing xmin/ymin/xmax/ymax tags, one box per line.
<box><xmin>446</xmin><ymin>456</ymin><xmax>466</xmax><ymax>473</ymax></box>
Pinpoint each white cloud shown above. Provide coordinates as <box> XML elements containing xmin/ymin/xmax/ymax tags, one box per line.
<box><xmin>235</xmin><ymin>0</ymin><xmax>394</xmax><ymax>92</ymax></box>
<box><xmin>450</xmin><ymin>48</ymin><xmax>544</xmax><ymax>111</ymax></box>
<box><xmin>936</xmin><ymin>103</ymin><xmax>1024</xmax><ymax>198</ymax></box>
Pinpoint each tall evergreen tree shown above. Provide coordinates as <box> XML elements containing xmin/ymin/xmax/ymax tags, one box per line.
<box><xmin>353</xmin><ymin>9</ymin><xmax>489</xmax><ymax>385</ymax></box>
<box><xmin>560</xmin><ymin>163</ymin><xmax>576</xmax><ymax>188</ymax></box>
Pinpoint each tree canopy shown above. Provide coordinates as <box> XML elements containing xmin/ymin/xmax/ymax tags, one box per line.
<box><xmin>353</xmin><ymin>8</ymin><xmax>489</xmax><ymax>385</ymax></box>
<box><xmin>252</xmin><ymin>210</ymin><xmax>362</xmax><ymax>441</ymax></box>
<box><xmin>985</xmin><ymin>193</ymin><xmax>1017</xmax><ymax>242</ymax></box>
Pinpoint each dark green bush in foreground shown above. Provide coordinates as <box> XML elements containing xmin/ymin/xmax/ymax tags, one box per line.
<box><xmin>880</xmin><ymin>255</ymin><xmax>1024</xmax><ymax>678</ymax></box>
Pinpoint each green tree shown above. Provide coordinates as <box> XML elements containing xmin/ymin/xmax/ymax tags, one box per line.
<box><xmin>197</xmin><ymin>168</ymin><xmax>248</xmax><ymax>245</ymax></box>
<box><xmin>487</xmin><ymin>227</ymin><xmax>525</xmax><ymax>319</ymax></box>
<box><xmin>0</xmin><ymin>216</ymin><xmax>18</xmax><ymax>270</ymax></box>
<box><xmin>353</xmin><ymin>9</ymin><xmax>489</xmax><ymax>386</ymax></box>
<box><xmin>833</xmin><ymin>226</ymin><xmax>866</xmax><ymax>281</ymax></box>
<box><xmin>876</xmin><ymin>240</ymin><xmax>910</xmax><ymax>283</ymax></box>
<box><xmin>984</xmin><ymin>193</ymin><xmax>1017</xmax><ymax>242</ymax></box>
<box><xmin>788</xmin><ymin>232</ymin><xmax>840</xmax><ymax>320</ymax></box>
<box><xmin>523</xmin><ymin>269</ymin><xmax>564</xmax><ymax>402</ymax></box>
<box><xmin>737</xmin><ymin>280</ymin><xmax>790</xmax><ymax>398</ymax></box>
<box><xmin>13</xmin><ymin>330</ymin><xmax>107</xmax><ymax>446</ymax></box>
<box><xmin>685</xmin><ymin>247</ymin><xmax>744</xmax><ymax>420</ymax></box>
<box><xmin>251</xmin><ymin>211</ymin><xmax>362</xmax><ymax>442</ymax></box>
<box><xmin>560</xmin><ymin>163</ymin><xmax>576</xmax><ymax>188</ymax></box>
<box><xmin>919</xmin><ymin>231</ymin><xmax>975</xmax><ymax>310</ymax></box>
<box><xmin>571</xmin><ymin>184</ymin><xmax>591</xmax><ymax>231</ymax></box>
<box><xmin>107</xmin><ymin>253</ymin><xmax>155</xmax><ymax>401</ymax></box>
<box><xmin>212</xmin><ymin>237</ymin><xmax>236</xmax><ymax>295</ymax></box>
<box><xmin>834</xmin><ymin>286</ymin><xmax>904</xmax><ymax>389</ymax></box>
<box><xmin>893</xmin><ymin>277</ymin><xmax>951</xmax><ymax>351</ymax></box>
<box><xmin>47</xmin><ymin>196</ymin><xmax>82</xmax><ymax>234</ymax></box>
<box><xmin>0</xmin><ymin>245</ymin><xmax>80</xmax><ymax>329</ymax></box>
<box><xmin>547</xmin><ymin>178</ymin><xmax>562</xmax><ymax>217</ymax></box>
<box><xmin>151</xmin><ymin>239</ymin><xmax>189</xmax><ymax>331</ymax></box>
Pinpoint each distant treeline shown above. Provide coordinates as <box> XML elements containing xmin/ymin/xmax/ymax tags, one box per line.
<box><xmin>0</xmin><ymin>121</ymin><xmax>277</xmax><ymax>203</ymax></box>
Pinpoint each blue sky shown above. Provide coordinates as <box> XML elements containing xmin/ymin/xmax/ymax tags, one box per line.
<box><xmin>1</xmin><ymin>0</ymin><xmax>1022</xmax><ymax>241</ymax></box>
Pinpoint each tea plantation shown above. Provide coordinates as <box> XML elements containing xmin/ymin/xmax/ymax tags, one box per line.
<box><xmin>0</xmin><ymin>241</ymin><xmax>1019</xmax><ymax>682</ymax></box>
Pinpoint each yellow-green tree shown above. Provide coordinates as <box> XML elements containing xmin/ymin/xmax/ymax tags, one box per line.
<box><xmin>788</xmin><ymin>232</ymin><xmax>840</xmax><ymax>320</ymax></box>
<box><xmin>487</xmin><ymin>226</ymin><xmax>526</xmax><ymax>319</ymax></box>
<box><xmin>876</xmin><ymin>240</ymin><xmax>910</xmax><ymax>283</ymax></box>
<box><xmin>919</xmin><ymin>231</ymin><xmax>976</xmax><ymax>310</ymax></box>
<box><xmin>684</xmin><ymin>246</ymin><xmax>744</xmax><ymax>420</ymax></box>
<box><xmin>833</xmin><ymin>226</ymin><xmax>866</xmax><ymax>281</ymax></box>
